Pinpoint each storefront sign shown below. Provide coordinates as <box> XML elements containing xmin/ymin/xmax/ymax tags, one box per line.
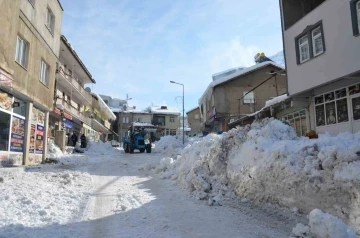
<box><xmin>0</xmin><ymin>89</ymin><xmax>13</xmax><ymax>111</ymax></box>
<box><xmin>10</xmin><ymin>116</ymin><xmax>25</xmax><ymax>152</ymax></box>
<box><xmin>64</xmin><ymin>111</ymin><xmax>72</xmax><ymax>120</ymax></box>
<box><xmin>207</xmin><ymin>107</ymin><xmax>216</xmax><ymax>120</ymax></box>
<box><xmin>29</xmin><ymin>124</ymin><xmax>36</xmax><ymax>153</ymax></box>
<box><xmin>35</xmin><ymin>125</ymin><xmax>44</xmax><ymax>154</ymax></box>
<box><xmin>54</xmin><ymin>107</ymin><xmax>61</xmax><ymax>115</ymax></box>
<box><xmin>64</xmin><ymin>119</ymin><xmax>73</xmax><ymax>129</ymax></box>
<box><xmin>0</xmin><ymin>69</ymin><xmax>13</xmax><ymax>87</ymax></box>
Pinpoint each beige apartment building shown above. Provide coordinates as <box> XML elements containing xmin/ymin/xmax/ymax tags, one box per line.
<box><xmin>150</xmin><ymin>105</ymin><xmax>180</xmax><ymax>140</ymax></box>
<box><xmin>186</xmin><ymin>107</ymin><xmax>202</xmax><ymax>135</ymax></box>
<box><xmin>50</xmin><ymin>35</ymin><xmax>96</xmax><ymax>150</ymax></box>
<box><xmin>0</xmin><ymin>0</ymin><xmax>63</xmax><ymax>166</ymax></box>
<box><xmin>199</xmin><ymin>60</ymin><xmax>286</xmax><ymax>133</ymax></box>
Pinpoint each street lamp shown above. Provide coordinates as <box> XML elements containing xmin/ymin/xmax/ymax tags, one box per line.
<box><xmin>170</xmin><ymin>80</ymin><xmax>185</xmax><ymax>145</ymax></box>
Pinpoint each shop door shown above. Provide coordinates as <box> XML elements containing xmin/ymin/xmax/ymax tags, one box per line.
<box><xmin>350</xmin><ymin>95</ymin><xmax>360</xmax><ymax>133</ymax></box>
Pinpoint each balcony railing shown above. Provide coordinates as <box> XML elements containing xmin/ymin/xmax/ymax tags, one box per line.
<box><xmin>57</xmin><ymin>99</ymin><xmax>91</xmax><ymax>125</ymax></box>
<box><xmin>92</xmin><ymin>113</ymin><xmax>112</xmax><ymax>129</ymax></box>
<box><xmin>57</xmin><ymin>62</ymin><xmax>92</xmax><ymax>103</ymax></box>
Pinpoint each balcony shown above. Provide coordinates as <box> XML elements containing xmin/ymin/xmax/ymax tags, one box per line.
<box><xmin>56</xmin><ymin>62</ymin><xmax>93</xmax><ymax>104</ymax></box>
<box><xmin>93</xmin><ymin>114</ymin><xmax>111</xmax><ymax>129</ymax></box>
<box><xmin>56</xmin><ymin>98</ymin><xmax>91</xmax><ymax>126</ymax></box>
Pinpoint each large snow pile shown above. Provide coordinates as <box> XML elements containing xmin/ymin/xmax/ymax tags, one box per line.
<box><xmin>0</xmin><ymin>167</ymin><xmax>92</xmax><ymax>237</ymax></box>
<box><xmin>156</xmin><ymin>118</ymin><xmax>360</xmax><ymax>233</ymax></box>
<box><xmin>290</xmin><ymin>209</ymin><xmax>359</xmax><ymax>238</ymax></box>
<box><xmin>154</xmin><ymin>135</ymin><xmax>195</xmax><ymax>158</ymax></box>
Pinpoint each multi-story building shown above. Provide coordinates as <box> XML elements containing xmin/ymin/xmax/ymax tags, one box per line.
<box><xmin>51</xmin><ymin>35</ymin><xmax>96</xmax><ymax>149</ymax></box>
<box><xmin>0</xmin><ymin>0</ymin><xmax>63</xmax><ymax>166</ymax></box>
<box><xmin>279</xmin><ymin>0</ymin><xmax>360</xmax><ymax>135</ymax></box>
<box><xmin>186</xmin><ymin>107</ymin><xmax>202</xmax><ymax>136</ymax></box>
<box><xmin>118</xmin><ymin>109</ymin><xmax>152</xmax><ymax>143</ymax></box>
<box><xmin>86</xmin><ymin>93</ymin><xmax>116</xmax><ymax>142</ymax></box>
<box><xmin>199</xmin><ymin>57</ymin><xmax>286</xmax><ymax>133</ymax></box>
<box><xmin>150</xmin><ymin>105</ymin><xmax>180</xmax><ymax>139</ymax></box>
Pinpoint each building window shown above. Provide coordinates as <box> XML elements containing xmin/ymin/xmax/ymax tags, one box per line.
<box><xmin>40</xmin><ymin>60</ymin><xmax>50</xmax><ymax>86</ymax></box>
<box><xmin>350</xmin><ymin>0</ymin><xmax>360</xmax><ymax>36</ymax></box>
<box><xmin>170</xmin><ymin>116</ymin><xmax>175</xmax><ymax>123</ymax></box>
<box><xmin>15</xmin><ymin>36</ymin><xmax>29</xmax><ymax>68</ymax></box>
<box><xmin>283</xmin><ymin>109</ymin><xmax>307</xmax><ymax>136</ymax></box>
<box><xmin>298</xmin><ymin>35</ymin><xmax>310</xmax><ymax>63</ymax></box>
<box><xmin>194</xmin><ymin>114</ymin><xmax>200</xmax><ymax>119</ymax></box>
<box><xmin>295</xmin><ymin>21</ymin><xmax>325</xmax><ymax>64</ymax></box>
<box><xmin>46</xmin><ymin>7</ymin><xmax>55</xmax><ymax>34</ymax></box>
<box><xmin>170</xmin><ymin>129</ymin><xmax>177</xmax><ymax>136</ymax></box>
<box><xmin>314</xmin><ymin>87</ymin><xmax>350</xmax><ymax>127</ymax></box>
<box><xmin>122</xmin><ymin>117</ymin><xmax>129</xmax><ymax>123</ymax></box>
<box><xmin>0</xmin><ymin>111</ymin><xmax>11</xmax><ymax>151</ymax></box>
<box><xmin>243</xmin><ymin>91</ymin><xmax>255</xmax><ymax>104</ymax></box>
<box><xmin>312</xmin><ymin>26</ymin><xmax>324</xmax><ymax>57</ymax></box>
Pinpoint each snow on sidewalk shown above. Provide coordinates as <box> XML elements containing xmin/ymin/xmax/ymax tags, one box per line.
<box><xmin>0</xmin><ymin>166</ymin><xmax>92</xmax><ymax>237</ymax></box>
<box><xmin>0</xmin><ymin>141</ymin><xmax>122</xmax><ymax>238</ymax></box>
<box><xmin>153</xmin><ymin>118</ymin><xmax>360</xmax><ymax>236</ymax></box>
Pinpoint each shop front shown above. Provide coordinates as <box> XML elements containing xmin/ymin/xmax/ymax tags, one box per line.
<box><xmin>0</xmin><ymin>89</ymin><xmax>26</xmax><ymax>166</ymax></box>
<box><xmin>314</xmin><ymin>82</ymin><xmax>360</xmax><ymax>135</ymax></box>
<box><xmin>28</xmin><ymin>106</ymin><xmax>46</xmax><ymax>165</ymax></box>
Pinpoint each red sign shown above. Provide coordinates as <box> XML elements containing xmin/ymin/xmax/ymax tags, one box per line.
<box><xmin>207</xmin><ymin>107</ymin><xmax>216</xmax><ymax>120</ymax></box>
<box><xmin>54</xmin><ymin>107</ymin><xmax>61</xmax><ymax>115</ymax></box>
<box><xmin>64</xmin><ymin>111</ymin><xmax>72</xmax><ymax>120</ymax></box>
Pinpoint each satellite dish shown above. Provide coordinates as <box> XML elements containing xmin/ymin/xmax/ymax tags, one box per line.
<box><xmin>85</xmin><ymin>87</ymin><xmax>91</xmax><ymax>93</ymax></box>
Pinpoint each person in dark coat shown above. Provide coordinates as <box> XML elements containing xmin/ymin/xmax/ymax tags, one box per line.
<box><xmin>80</xmin><ymin>134</ymin><xmax>87</xmax><ymax>148</ymax></box>
<box><xmin>71</xmin><ymin>132</ymin><xmax>78</xmax><ymax>147</ymax></box>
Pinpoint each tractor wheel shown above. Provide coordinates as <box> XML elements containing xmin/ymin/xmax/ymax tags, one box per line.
<box><xmin>130</xmin><ymin>145</ymin><xmax>134</xmax><ymax>154</ymax></box>
<box><xmin>146</xmin><ymin>145</ymin><xmax>151</xmax><ymax>153</ymax></box>
<box><xmin>124</xmin><ymin>144</ymin><xmax>129</xmax><ymax>153</ymax></box>
<box><xmin>139</xmin><ymin>149</ymin><xmax>145</xmax><ymax>153</ymax></box>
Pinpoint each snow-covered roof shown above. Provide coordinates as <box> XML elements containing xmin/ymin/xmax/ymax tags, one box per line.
<box><xmin>269</xmin><ymin>50</ymin><xmax>285</xmax><ymax>67</ymax></box>
<box><xmin>151</xmin><ymin>106</ymin><xmax>180</xmax><ymax>115</ymax></box>
<box><xmin>228</xmin><ymin>94</ymin><xmax>289</xmax><ymax>125</ymax></box>
<box><xmin>264</xmin><ymin>94</ymin><xmax>289</xmax><ymax>108</ymax></box>
<box><xmin>247</xmin><ymin>94</ymin><xmax>288</xmax><ymax>117</ymax></box>
<box><xmin>199</xmin><ymin>61</ymin><xmax>285</xmax><ymax>103</ymax></box>
<box><xmin>186</xmin><ymin>106</ymin><xmax>199</xmax><ymax>114</ymax></box>
<box><xmin>93</xmin><ymin>93</ymin><xmax>117</xmax><ymax>120</ymax></box>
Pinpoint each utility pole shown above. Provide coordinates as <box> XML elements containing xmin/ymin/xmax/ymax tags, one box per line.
<box><xmin>170</xmin><ymin>81</ymin><xmax>185</xmax><ymax>144</ymax></box>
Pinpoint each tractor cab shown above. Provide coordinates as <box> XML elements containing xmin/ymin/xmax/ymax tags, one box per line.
<box><xmin>123</xmin><ymin>122</ymin><xmax>157</xmax><ymax>154</ymax></box>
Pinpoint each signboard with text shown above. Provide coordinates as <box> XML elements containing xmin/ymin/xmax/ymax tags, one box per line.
<box><xmin>10</xmin><ymin>116</ymin><xmax>25</xmax><ymax>152</ymax></box>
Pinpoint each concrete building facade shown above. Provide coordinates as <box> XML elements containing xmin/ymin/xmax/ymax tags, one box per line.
<box><xmin>199</xmin><ymin>61</ymin><xmax>286</xmax><ymax>133</ymax></box>
<box><xmin>279</xmin><ymin>0</ymin><xmax>360</xmax><ymax>135</ymax></box>
<box><xmin>0</xmin><ymin>0</ymin><xmax>63</xmax><ymax>166</ymax></box>
<box><xmin>50</xmin><ymin>35</ymin><xmax>96</xmax><ymax>150</ymax></box>
<box><xmin>186</xmin><ymin>107</ymin><xmax>202</xmax><ymax>136</ymax></box>
<box><xmin>150</xmin><ymin>105</ymin><xmax>180</xmax><ymax>140</ymax></box>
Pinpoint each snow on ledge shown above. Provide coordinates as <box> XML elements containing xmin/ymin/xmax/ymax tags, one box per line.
<box><xmin>93</xmin><ymin>93</ymin><xmax>116</xmax><ymax>120</ymax></box>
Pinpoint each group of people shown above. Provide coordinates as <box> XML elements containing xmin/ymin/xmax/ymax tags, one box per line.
<box><xmin>67</xmin><ymin>132</ymin><xmax>87</xmax><ymax>148</ymax></box>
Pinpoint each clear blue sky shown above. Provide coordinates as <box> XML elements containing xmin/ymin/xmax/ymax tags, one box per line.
<box><xmin>60</xmin><ymin>0</ymin><xmax>283</xmax><ymax>112</ymax></box>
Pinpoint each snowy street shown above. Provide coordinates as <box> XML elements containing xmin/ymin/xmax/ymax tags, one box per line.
<box><xmin>0</xmin><ymin>144</ymin><xmax>303</xmax><ymax>238</ymax></box>
<box><xmin>81</xmin><ymin>152</ymin><xmax>303</xmax><ymax>238</ymax></box>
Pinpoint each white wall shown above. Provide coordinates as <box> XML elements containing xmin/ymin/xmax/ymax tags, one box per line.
<box><xmin>282</xmin><ymin>0</ymin><xmax>360</xmax><ymax>95</ymax></box>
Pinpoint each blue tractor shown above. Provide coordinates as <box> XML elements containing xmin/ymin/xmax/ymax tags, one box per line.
<box><xmin>123</xmin><ymin>123</ymin><xmax>154</xmax><ymax>154</ymax></box>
